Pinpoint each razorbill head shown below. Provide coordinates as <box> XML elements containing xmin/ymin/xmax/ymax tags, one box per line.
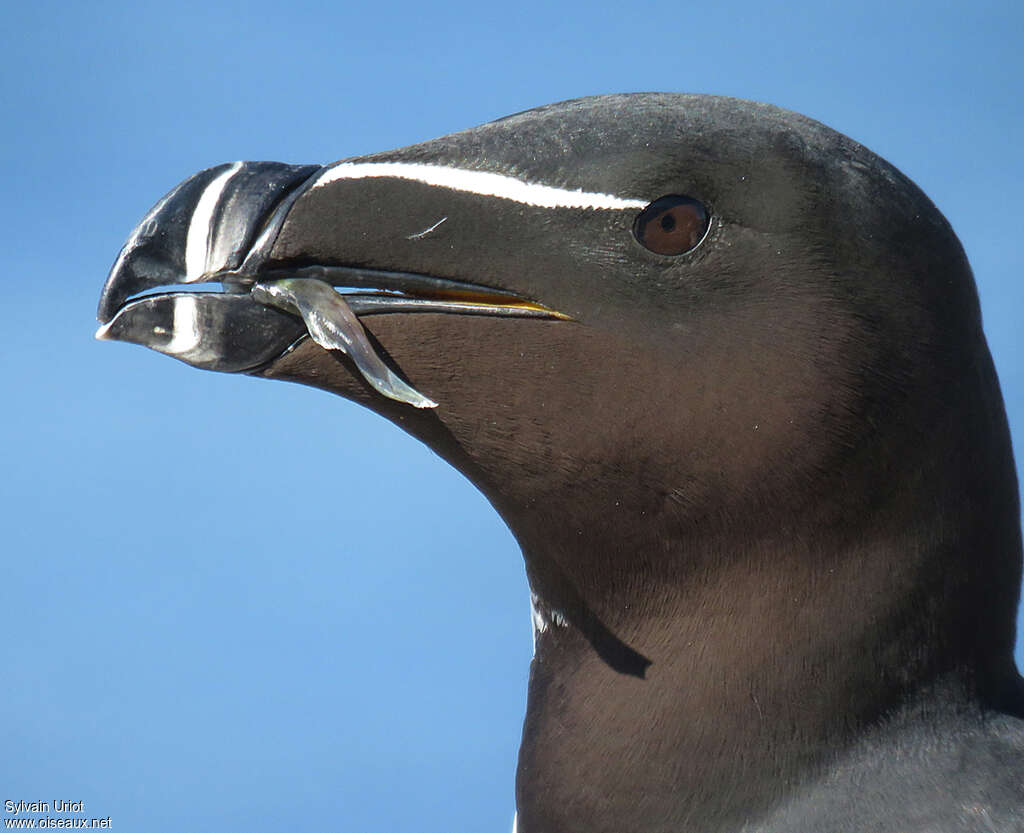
<box><xmin>97</xmin><ymin>94</ymin><xmax>1024</xmax><ymax>832</ymax></box>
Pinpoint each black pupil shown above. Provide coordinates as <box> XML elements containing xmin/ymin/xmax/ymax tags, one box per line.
<box><xmin>660</xmin><ymin>214</ymin><xmax>676</xmax><ymax>232</ymax></box>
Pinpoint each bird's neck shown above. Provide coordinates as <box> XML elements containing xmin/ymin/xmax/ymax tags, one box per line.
<box><xmin>511</xmin><ymin>500</ymin><xmax>1019</xmax><ymax>833</ymax></box>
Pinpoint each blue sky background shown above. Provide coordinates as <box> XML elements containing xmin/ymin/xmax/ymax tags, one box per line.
<box><xmin>2</xmin><ymin>1</ymin><xmax>1021</xmax><ymax>830</ymax></box>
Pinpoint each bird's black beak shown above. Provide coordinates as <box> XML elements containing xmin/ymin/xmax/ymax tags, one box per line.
<box><xmin>97</xmin><ymin>161</ymin><xmax>567</xmax><ymax>378</ymax></box>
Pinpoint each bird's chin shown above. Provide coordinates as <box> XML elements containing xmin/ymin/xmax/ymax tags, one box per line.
<box><xmin>255</xmin><ymin>337</ymin><xmax>406</xmax><ymax>413</ymax></box>
<box><xmin>254</xmin><ymin>312</ymin><xmax>535</xmax><ymax>415</ymax></box>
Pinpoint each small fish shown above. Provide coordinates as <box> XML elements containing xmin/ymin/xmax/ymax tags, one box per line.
<box><xmin>251</xmin><ymin>278</ymin><xmax>438</xmax><ymax>409</ymax></box>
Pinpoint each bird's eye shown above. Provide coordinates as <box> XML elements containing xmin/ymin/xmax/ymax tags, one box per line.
<box><xmin>633</xmin><ymin>196</ymin><xmax>708</xmax><ymax>255</ymax></box>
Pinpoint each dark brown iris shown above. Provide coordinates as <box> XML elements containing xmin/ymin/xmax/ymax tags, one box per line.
<box><xmin>633</xmin><ymin>195</ymin><xmax>708</xmax><ymax>255</ymax></box>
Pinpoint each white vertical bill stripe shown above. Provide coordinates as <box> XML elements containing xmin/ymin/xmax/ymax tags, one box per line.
<box><xmin>185</xmin><ymin>161</ymin><xmax>243</xmax><ymax>281</ymax></box>
<box><xmin>164</xmin><ymin>294</ymin><xmax>202</xmax><ymax>355</ymax></box>
<box><xmin>313</xmin><ymin>161</ymin><xmax>647</xmax><ymax>210</ymax></box>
